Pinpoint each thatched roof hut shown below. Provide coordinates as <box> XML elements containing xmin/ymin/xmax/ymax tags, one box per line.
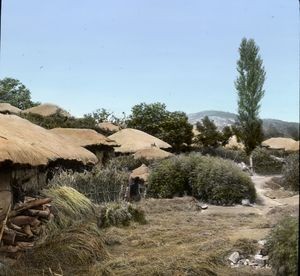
<box><xmin>0</xmin><ymin>103</ymin><xmax>21</xmax><ymax>115</ymax></box>
<box><xmin>50</xmin><ymin>128</ymin><xmax>118</xmax><ymax>148</ymax></box>
<box><xmin>98</xmin><ymin>122</ymin><xmax>120</xmax><ymax>134</ymax></box>
<box><xmin>108</xmin><ymin>128</ymin><xmax>171</xmax><ymax>154</ymax></box>
<box><xmin>22</xmin><ymin>103</ymin><xmax>71</xmax><ymax>118</ymax></box>
<box><xmin>133</xmin><ymin>147</ymin><xmax>173</xmax><ymax>160</ymax></box>
<box><xmin>0</xmin><ymin>115</ymin><xmax>97</xmax><ymax>167</ymax></box>
<box><xmin>130</xmin><ymin>164</ymin><xmax>150</xmax><ymax>182</ymax></box>
<box><xmin>262</xmin><ymin>137</ymin><xmax>299</xmax><ymax>152</ymax></box>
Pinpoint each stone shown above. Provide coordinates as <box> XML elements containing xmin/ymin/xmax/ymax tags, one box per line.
<box><xmin>260</xmin><ymin>248</ymin><xmax>268</xmax><ymax>256</ymax></box>
<box><xmin>241</xmin><ymin>199</ymin><xmax>252</xmax><ymax>206</ymax></box>
<box><xmin>258</xmin><ymin>239</ymin><xmax>267</xmax><ymax>246</ymax></box>
<box><xmin>201</xmin><ymin>204</ymin><xmax>208</xmax><ymax>210</ymax></box>
<box><xmin>254</xmin><ymin>254</ymin><xmax>267</xmax><ymax>267</ymax></box>
<box><xmin>244</xmin><ymin>259</ymin><xmax>250</xmax><ymax>265</ymax></box>
<box><xmin>228</xmin><ymin>252</ymin><xmax>240</xmax><ymax>264</ymax></box>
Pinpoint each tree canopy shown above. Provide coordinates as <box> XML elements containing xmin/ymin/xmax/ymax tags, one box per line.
<box><xmin>127</xmin><ymin>102</ymin><xmax>193</xmax><ymax>151</ymax></box>
<box><xmin>234</xmin><ymin>38</ymin><xmax>266</xmax><ymax>155</ymax></box>
<box><xmin>195</xmin><ymin>116</ymin><xmax>232</xmax><ymax>148</ymax></box>
<box><xmin>0</xmin><ymin>77</ymin><xmax>38</xmax><ymax>109</ymax></box>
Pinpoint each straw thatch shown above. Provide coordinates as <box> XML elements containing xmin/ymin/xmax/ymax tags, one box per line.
<box><xmin>225</xmin><ymin>135</ymin><xmax>245</xmax><ymax>150</ymax></box>
<box><xmin>133</xmin><ymin>147</ymin><xmax>174</xmax><ymax>160</ymax></box>
<box><xmin>50</xmin><ymin>128</ymin><xmax>119</xmax><ymax>148</ymax></box>
<box><xmin>98</xmin><ymin>122</ymin><xmax>120</xmax><ymax>133</ymax></box>
<box><xmin>262</xmin><ymin>137</ymin><xmax>299</xmax><ymax>152</ymax></box>
<box><xmin>0</xmin><ymin>114</ymin><xmax>98</xmax><ymax>167</ymax></box>
<box><xmin>0</xmin><ymin>103</ymin><xmax>21</xmax><ymax>114</ymax></box>
<box><xmin>22</xmin><ymin>103</ymin><xmax>71</xmax><ymax>117</ymax></box>
<box><xmin>130</xmin><ymin>164</ymin><xmax>150</xmax><ymax>182</ymax></box>
<box><xmin>108</xmin><ymin>128</ymin><xmax>171</xmax><ymax>153</ymax></box>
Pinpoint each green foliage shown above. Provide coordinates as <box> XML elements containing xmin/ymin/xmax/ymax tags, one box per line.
<box><xmin>0</xmin><ymin>77</ymin><xmax>39</xmax><ymax>109</ymax></box>
<box><xmin>195</xmin><ymin>116</ymin><xmax>222</xmax><ymax>148</ymax></box>
<box><xmin>267</xmin><ymin>216</ymin><xmax>298</xmax><ymax>276</ymax></box>
<box><xmin>21</xmin><ymin>112</ymin><xmax>97</xmax><ymax>129</ymax></box>
<box><xmin>235</xmin><ymin>38</ymin><xmax>266</xmax><ymax>155</ymax></box>
<box><xmin>98</xmin><ymin>202</ymin><xmax>147</xmax><ymax>228</ymax></box>
<box><xmin>84</xmin><ymin>108</ymin><xmax>127</xmax><ymax>127</ymax></box>
<box><xmin>282</xmin><ymin>153</ymin><xmax>299</xmax><ymax>191</ymax></box>
<box><xmin>106</xmin><ymin>155</ymin><xmax>152</xmax><ymax>171</ymax></box>
<box><xmin>127</xmin><ymin>102</ymin><xmax>193</xmax><ymax>151</ymax></box>
<box><xmin>252</xmin><ymin>147</ymin><xmax>283</xmax><ymax>175</ymax></box>
<box><xmin>195</xmin><ymin>116</ymin><xmax>233</xmax><ymax>148</ymax></box>
<box><xmin>200</xmin><ymin>147</ymin><xmax>249</xmax><ymax>164</ymax></box>
<box><xmin>147</xmin><ymin>154</ymin><xmax>256</xmax><ymax>205</ymax></box>
<box><xmin>192</xmin><ymin>156</ymin><xmax>256</xmax><ymax>205</ymax></box>
<box><xmin>49</xmin><ymin>166</ymin><xmax>129</xmax><ymax>204</ymax></box>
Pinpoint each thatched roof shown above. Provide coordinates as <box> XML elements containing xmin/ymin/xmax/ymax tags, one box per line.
<box><xmin>108</xmin><ymin>128</ymin><xmax>171</xmax><ymax>153</ymax></box>
<box><xmin>225</xmin><ymin>135</ymin><xmax>245</xmax><ymax>150</ymax></box>
<box><xmin>0</xmin><ymin>114</ymin><xmax>98</xmax><ymax>167</ymax></box>
<box><xmin>50</xmin><ymin>128</ymin><xmax>119</xmax><ymax>148</ymax></box>
<box><xmin>130</xmin><ymin>164</ymin><xmax>150</xmax><ymax>182</ymax></box>
<box><xmin>262</xmin><ymin>137</ymin><xmax>299</xmax><ymax>152</ymax></box>
<box><xmin>0</xmin><ymin>103</ymin><xmax>21</xmax><ymax>114</ymax></box>
<box><xmin>98</xmin><ymin>122</ymin><xmax>120</xmax><ymax>133</ymax></box>
<box><xmin>133</xmin><ymin>147</ymin><xmax>173</xmax><ymax>160</ymax></box>
<box><xmin>22</xmin><ymin>103</ymin><xmax>71</xmax><ymax>117</ymax></box>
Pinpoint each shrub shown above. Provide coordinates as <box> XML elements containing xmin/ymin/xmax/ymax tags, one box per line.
<box><xmin>98</xmin><ymin>202</ymin><xmax>147</xmax><ymax>227</ymax></box>
<box><xmin>252</xmin><ymin>147</ymin><xmax>284</xmax><ymax>175</ymax></box>
<box><xmin>192</xmin><ymin>156</ymin><xmax>256</xmax><ymax>205</ymax></box>
<box><xmin>146</xmin><ymin>154</ymin><xmax>203</xmax><ymax>198</ymax></box>
<box><xmin>49</xmin><ymin>166</ymin><xmax>129</xmax><ymax>204</ymax></box>
<box><xmin>147</xmin><ymin>154</ymin><xmax>256</xmax><ymax>205</ymax></box>
<box><xmin>267</xmin><ymin>216</ymin><xmax>298</xmax><ymax>276</ymax></box>
<box><xmin>107</xmin><ymin>155</ymin><xmax>152</xmax><ymax>171</ymax></box>
<box><xmin>199</xmin><ymin>146</ymin><xmax>249</xmax><ymax>164</ymax></box>
<box><xmin>281</xmin><ymin>153</ymin><xmax>299</xmax><ymax>191</ymax></box>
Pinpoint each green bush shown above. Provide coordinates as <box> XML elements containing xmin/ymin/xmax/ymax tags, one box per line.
<box><xmin>252</xmin><ymin>147</ymin><xmax>284</xmax><ymax>175</ymax></box>
<box><xmin>107</xmin><ymin>155</ymin><xmax>152</xmax><ymax>171</ymax></box>
<box><xmin>267</xmin><ymin>216</ymin><xmax>298</xmax><ymax>276</ymax></box>
<box><xmin>147</xmin><ymin>154</ymin><xmax>256</xmax><ymax>205</ymax></box>
<box><xmin>199</xmin><ymin>146</ymin><xmax>249</xmax><ymax>164</ymax></box>
<box><xmin>50</xmin><ymin>166</ymin><xmax>129</xmax><ymax>204</ymax></box>
<box><xmin>281</xmin><ymin>153</ymin><xmax>299</xmax><ymax>191</ymax></box>
<box><xmin>192</xmin><ymin>156</ymin><xmax>256</xmax><ymax>205</ymax></box>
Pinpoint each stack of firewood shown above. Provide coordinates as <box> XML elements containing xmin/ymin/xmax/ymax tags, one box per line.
<box><xmin>0</xmin><ymin>197</ymin><xmax>53</xmax><ymax>257</ymax></box>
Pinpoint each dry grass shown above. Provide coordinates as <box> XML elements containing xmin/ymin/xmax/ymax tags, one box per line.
<box><xmin>93</xmin><ymin>197</ymin><xmax>275</xmax><ymax>276</ymax></box>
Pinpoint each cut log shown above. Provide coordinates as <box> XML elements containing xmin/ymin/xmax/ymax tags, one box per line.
<box><xmin>27</xmin><ymin>208</ymin><xmax>51</xmax><ymax>218</ymax></box>
<box><xmin>2</xmin><ymin>227</ymin><xmax>16</xmax><ymax>245</ymax></box>
<box><xmin>7</xmin><ymin>222</ymin><xmax>22</xmax><ymax>232</ymax></box>
<box><xmin>23</xmin><ymin>225</ymin><xmax>33</xmax><ymax>238</ymax></box>
<box><xmin>10</xmin><ymin>216</ymin><xmax>40</xmax><ymax>227</ymax></box>
<box><xmin>9</xmin><ymin>198</ymin><xmax>52</xmax><ymax>217</ymax></box>
<box><xmin>0</xmin><ymin>245</ymin><xmax>20</xmax><ymax>253</ymax></box>
<box><xmin>16</xmin><ymin>241</ymin><xmax>34</xmax><ymax>250</ymax></box>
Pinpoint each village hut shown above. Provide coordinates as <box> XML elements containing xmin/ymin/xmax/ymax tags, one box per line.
<box><xmin>108</xmin><ymin>128</ymin><xmax>171</xmax><ymax>154</ymax></box>
<box><xmin>50</xmin><ymin>128</ymin><xmax>119</xmax><ymax>164</ymax></box>
<box><xmin>98</xmin><ymin>122</ymin><xmax>120</xmax><ymax>135</ymax></box>
<box><xmin>127</xmin><ymin>164</ymin><xmax>150</xmax><ymax>200</ymax></box>
<box><xmin>133</xmin><ymin>147</ymin><xmax>174</xmax><ymax>160</ymax></box>
<box><xmin>225</xmin><ymin>135</ymin><xmax>245</xmax><ymax>150</ymax></box>
<box><xmin>0</xmin><ymin>103</ymin><xmax>21</xmax><ymax>115</ymax></box>
<box><xmin>262</xmin><ymin>137</ymin><xmax>299</xmax><ymax>152</ymax></box>
<box><xmin>22</xmin><ymin>103</ymin><xmax>71</xmax><ymax>118</ymax></box>
<box><xmin>0</xmin><ymin>114</ymin><xmax>98</xmax><ymax>221</ymax></box>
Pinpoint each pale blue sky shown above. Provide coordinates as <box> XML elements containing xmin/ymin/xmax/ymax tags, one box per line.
<box><xmin>0</xmin><ymin>0</ymin><xmax>299</xmax><ymax>121</ymax></box>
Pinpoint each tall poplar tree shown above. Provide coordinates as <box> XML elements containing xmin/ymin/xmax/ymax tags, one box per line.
<box><xmin>235</xmin><ymin>38</ymin><xmax>266</xmax><ymax>160</ymax></box>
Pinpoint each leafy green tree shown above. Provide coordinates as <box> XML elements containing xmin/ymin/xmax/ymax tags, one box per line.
<box><xmin>235</xmin><ymin>38</ymin><xmax>266</xmax><ymax>156</ymax></box>
<box><xmin>195</xmin><ymin>116</ymin><xmax>222</xmax><ymax>148</ymax></box>
<box><xmin>84</xmin><ymin>108</ymin><xmax>127</xmax><ymax>127</ymax></box>
<box><xmin>0</xmin><ymin>77</ymin><xmax>38</xmax><ymax>109</ymax></box>
<box><xmin>127</xmin><ymin>102</ymin><xmax>193</xmax><ymax>151</ymax></box>
<box><xmin>161</xmin><ymin>111</ymin><xmax>193</xmax><ymax>151</ymax></box>
<box><xmin>221</xmin><ymin>126</ymin><xmax>233</xmax><ymax>146</ymax></box>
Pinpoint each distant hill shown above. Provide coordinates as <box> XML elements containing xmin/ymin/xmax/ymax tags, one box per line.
<box><xmin>188</xmin><ymin>110</ymin><xmax>299</xmax><ymax>140</ymax></box>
